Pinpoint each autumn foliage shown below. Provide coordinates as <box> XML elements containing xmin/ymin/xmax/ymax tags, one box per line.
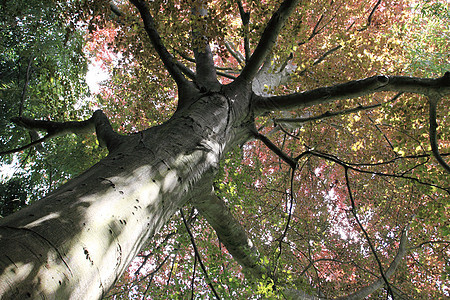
<box><xmin>1</xmin><ymin>0</ymin><xmax>449</xmax><ymax>298</ymax></box>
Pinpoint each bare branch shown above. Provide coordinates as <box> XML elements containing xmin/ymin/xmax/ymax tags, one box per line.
<box><xmin>428</xmin><ymin>95</ymin><xmax>450</xmax><ymax>173</ymax></box>
<box><xmin>309</xmin><ymin>14</ymin><xmax>325</xmax><ymax>40</ymax></box>
<box><xmin>216</xmin><ymin>71</ymin><xmax>237</xmax><ymax>80</ymax></box>
<box><xmin>407</xmin><ymin>240</ymin><xmax>450</xmax><ymax>251</ymax></box>
<box><xmin>298</xmin><ymin>3</ymin><xmax>342</xmax><ymax>46</ymax></box>
<box><xmin>304</xmin><ymin>150</ymin><xmax>450</xmax><ymax>194</ymax></box>
<box><xmin>341</xmin><ymin>225</ymin><xmax>409</xmax><ymax>300</ymax></box>
<box><xmin>224</xmin><ymin>41</ymin><xmax>245</xmax><ymax>66</ymax></box>
<box><xmin>252</xmin><ymin>73</ymin><xmax>450</xmax><ymax>115</ymax></box>
<box><xmin>312</xmin><ymin>45</ymin><xmax>342</xmax><ymax>66</ymax></box>
<box><xmin>175</xmin><ymin>61</ymin><xmax>196</xmax><ymax>80</ymax></box>
<box><xmin>0</xmin><ymin>134</ymin><xmax>49</xmax><ymax>156</ymax></box>
<box><xmin>297</xmin><ymin>45</ymin><xmax>342</xmax><ymax>77</ymax></box>
<box><xmin>235</xmin><ymin>0</ymin><xmax>300</xmax><ymax>84</ymax></box>
<box><xmin>254</xmin><ymin>132</ymin><xmax>297</xmax><ymax>169</ymax></box>
<box><xmin>273</xmin><ymin>168</ymin><xmax>296</xmax><ymax>278</ymax></box>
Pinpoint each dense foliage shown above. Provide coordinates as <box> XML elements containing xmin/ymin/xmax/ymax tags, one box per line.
<box><xmin>1</xmin><ymin>0</ymin><xmax>449</xmax><ymax>298</ymax></box>
<box><xmin>0</xmin><ymin>0</ymin><xmax>107</xmax><ymax>206</ymax></box>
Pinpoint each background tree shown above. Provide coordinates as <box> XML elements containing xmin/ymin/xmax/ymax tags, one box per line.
<box><xmin>0</xmin><ymin>0</ymin><xmax>108</xmax><ymax>209</ymax></box>
<box><xmin>0</xmin><ymin>0</ymin><xmax>449</xmax><ymax>299</ymax></box>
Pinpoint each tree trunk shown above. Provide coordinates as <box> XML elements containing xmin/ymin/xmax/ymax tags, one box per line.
<box><xmin>0</xmin><ymin>91</ymin><xmax>253</xmax><ymax>299</ymax></box>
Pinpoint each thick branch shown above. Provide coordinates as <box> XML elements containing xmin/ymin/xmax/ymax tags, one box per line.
<box><xmin>175</xmin><ymin>61</ymin><xmax>196</xmax><ymax>80</ymax></box>
<box><xmin>3</xmin><ymin>110</ymin><xmax>122</xmax><ymax>154</ymax></box>
<box><xmin>191</xmin><ymin>3</ymin><xmax>221</xmax><ymax>90</ymax></box>
<box><xmin>190</xmin><ymin>191</ymin><xmax>268</xmax><ymax>279</ymax></box>
<box><xmin>10</xmin><ymin>116</ymin><xmax>94</xmax><ymax>136</ymax></box>
<box><xmin>253</xmin><ymin>72</ymin><xmax>450</xmax><ymax>115</ymax></box>
<box><xmin>235</xmin><ymin>0</ymin><xmax>300</xmax><ymax>84</ymax></box>
<box><xmin>428</xmin><ymin>95</ymin><xmax>450</xmax><ymax>173</ymax></box>
<box><xmin>129</xmin><ymin>0</ymin><xmax>190</xmax><ymax>89</ymax></box>
<box><xmin>109</xmin><ymin>2</ymin><xmax>123</xmax><ymax>17</ymax></box>
<box><xmin>91</xmin><ymin>110</ymin><xmax>124</xmax><ymax>150</ymax></box>
<box><xmin>340</xmin><ymin>226</ymin><xmax>409</xmax><ymax>300</ymax></box>
<box><xmin>236</xmin><ymin>0</ymin><xmax>250</xmax><ymax>61</ymax></box>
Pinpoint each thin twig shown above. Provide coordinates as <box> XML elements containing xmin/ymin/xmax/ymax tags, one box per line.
<box><xmin>190</xmin><ymin>254</ymin><xmax>198</xmax><ymax>300</ymax></box>
<box><xmin>344</xmin><ymin>168</ymin><xmax>395</xmax><ymax>299</ymax></box>
<box><xmin>274</xmin><ymin>103</ymin><xmax>381</xmax><ymax>125</ymax></box>
<box><xmin>307</xmin><ymin>150</ymin><xmax>450</xmax><ymax>194</ymax></box>
<box><xmin>0</xmin><ymin>134</ymin><xmax>50</xmax><ymax>156</ymax></box>
<box><xmin>180</xmin><ymin>208</ymin><xmax>221</xmax><ymax>299</ymax></box>
<box><xmin>274</xmin><ymin>167</ymin><xmax>296</xmax><ymax>278</ymax></box>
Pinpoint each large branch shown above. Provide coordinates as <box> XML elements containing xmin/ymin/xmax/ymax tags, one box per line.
<box><xmin>129</xmin><ymin>0</ymin><xmax>191</xmax><ymax>90</ymax></box>
<box><xmin>189</xmin><ymin>191</ymin><xmax>268</xmax><ymax>279</ymax></box>
<box><xmin>236</xmin><ymin>0</ymin><xmax>250</xmax><ymax>61</ymax></box>
<box><xmin>235</xmin><ymin>0</ymin><xmax>300</xmax><ymax>84</ymax></box>
<box><xmin>2</xmin><ymin>110</ymin><xmax>122</xmax><ymax>155</ymax></box>
<box><xmin>428</xmin><ymin>95</ymin><xmax>450</xmax><ymax>173</ymax></box>
<box><xmin>191</xmin><ymin>2</ymin><xmax>221</xmax><ymax>91</ymax></box>
<box><xmin>339</xmin><ymin>226</ymin><xmax>409</xmax><ymax>300</ymax></box>
<box><xmin>252</xmin><ymin>72</ymin><xmax>450</xmax><ymax>114</ymax></box>
<box><xmin>191</xmin><ymin>187</ymin><xmax>413</xmax><ymax>299</ymax></box>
